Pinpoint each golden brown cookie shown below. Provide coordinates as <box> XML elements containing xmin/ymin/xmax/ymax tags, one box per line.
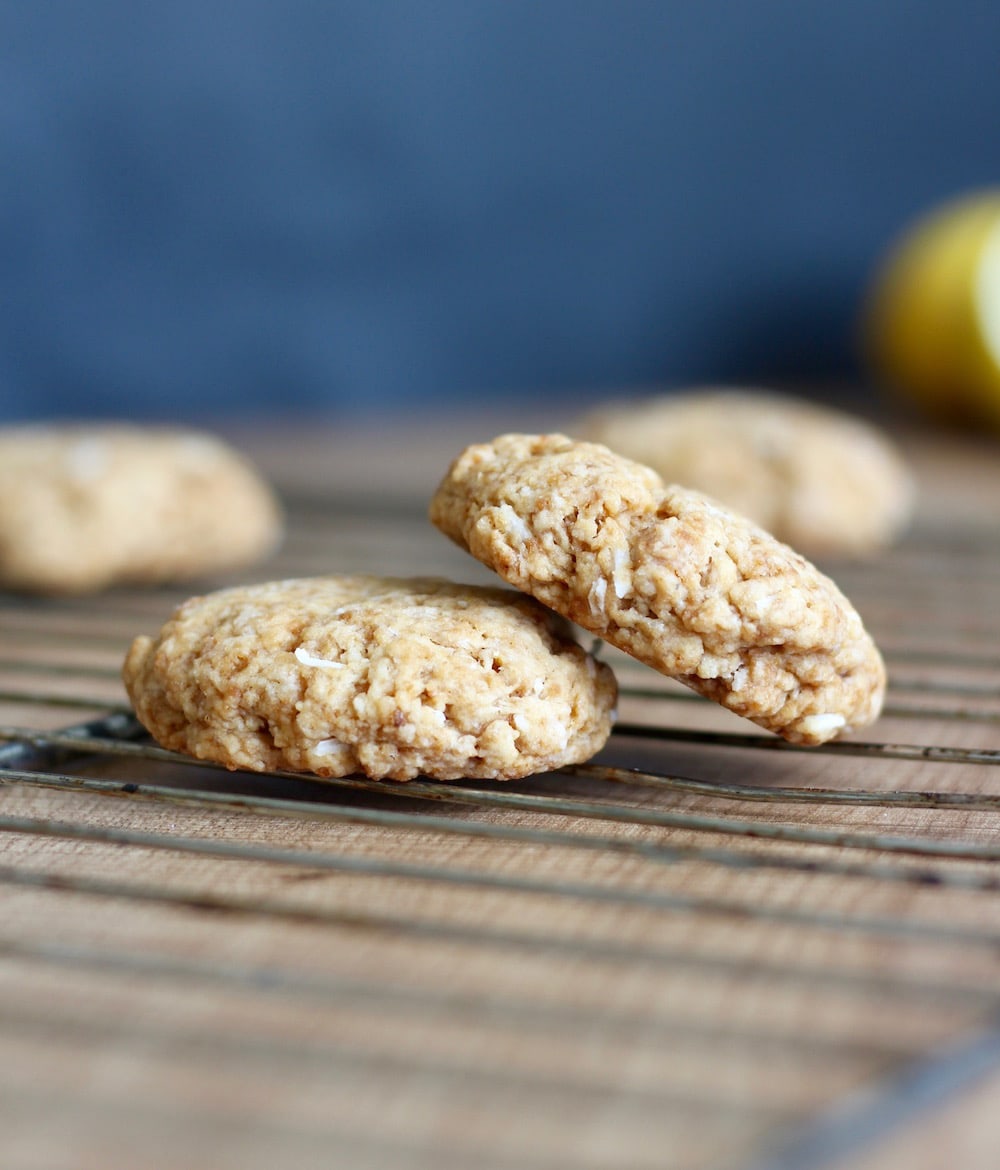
<box><xmin>575</xmin><ymin>389</ymin><xmax>914</xmax><ymax>556</ymax></box>
<box><xmin>0</xmin><ymin>425</ymin><xmax>282</xmax><ymax>593</ymax></box>
<box><xmin>430</xmin><ymin>433</ymin><xmax>885</xmax><ymax>745</ymax></box>
<box><xmin>123</xmin><ymin>575</ymin><xmax>617</xmax><ymax>781</ymax></box>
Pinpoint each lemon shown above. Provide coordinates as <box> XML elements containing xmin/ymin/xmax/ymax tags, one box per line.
<box><xmin>864</xmin><ymin>190</ymin><xmax>1000</xmax><ymax>430</ymax></box>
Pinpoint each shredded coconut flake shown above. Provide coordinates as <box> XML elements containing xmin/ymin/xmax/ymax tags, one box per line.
<box><xmin>611</xmin><ymin>548</ymin><xmax>630</xmax><ymax>598</ymax></box>
<box><xmin>546</xmin><ymin>720</ymin><xmax>569</xmax><ymax>751</ymax></box>
<box><xmin>753</xmin><ymin>594</ymin><xmax>774</xmax><ymax>618</ymax></box>
<box><xmin>295</xmin><ymin>647</ymin><xmax>344</xmax><ymax>669</ymax></box>
<box><xmin>797</xmin><ymin>713</ymin><xmax>846</xmax><ymax>739</ymax></box>
<box><xmin>588</xmin><ymin>576</ymin><xmax>607</xmax><ymax>617</ymax></box>
<box><xmin>500</xmin><ymin>505</ymin><xmax>532</xmax><ymax>543</ymax></box>
<box><xmin>314</xmin><ymin>738</ymin><xmax>344</xmax><ymax>756</ymax></box>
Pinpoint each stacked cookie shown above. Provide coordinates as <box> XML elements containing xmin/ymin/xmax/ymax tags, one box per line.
<box><xmin>429</xmin><ymin>433</ymin><xmax>886</xmax><ymax>750</ymax></box>
<box><xmin>116</xmin><ymin>424</ymin><xmax>889</xmax><ymax>782</ymax></box>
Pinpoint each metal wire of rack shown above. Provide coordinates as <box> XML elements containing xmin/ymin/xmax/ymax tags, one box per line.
<box><xmin>2</xmin><ymin>458</ymin><xmax>1000</xmax><ymax>1170</ymax></box>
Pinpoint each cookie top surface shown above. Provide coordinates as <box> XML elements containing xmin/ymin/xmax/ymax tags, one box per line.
<box><xmin>123</xmin><ymin>575</ymin><xmax>617</xmax><ymax>782</ymax></box>
<box><xmin>429</xmin><ymin>433</ymin><xmax>886</xmax><ymax>745</ymax></box>
<box><xmin>575</xmin><ymin>389</ymin><xmax>914</xmax><ymax>555</ymax></box>
<box><xmin>0</xmin><ymin>425</ymin><xmax>282</xmax><ymax>593</ymax></box>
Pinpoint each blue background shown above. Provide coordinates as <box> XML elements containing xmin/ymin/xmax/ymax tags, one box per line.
<box><xmin>2</xmin><ymin>2</ymin><xmax>999</xmax><ymax>422</ymax></box>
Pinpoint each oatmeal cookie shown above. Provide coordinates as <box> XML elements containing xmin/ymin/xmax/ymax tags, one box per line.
<box><xmin>123</xmin><ymin>575</ymin><xmax>617</xmax><ymax>781</ymax></box>
<box><xmin>430</xmin><ymin>433</ymin><xmax>885</xmax><ymax>745</ymax></box>
<box><xmin>576</xmin><ymin>389</ymin><xmax>914</xmax><ymax>555</ymax></box>
<box><xmin>0</xmin><ymin>425</ymin><xmax>282</xmax><ymax>593</ymax></box>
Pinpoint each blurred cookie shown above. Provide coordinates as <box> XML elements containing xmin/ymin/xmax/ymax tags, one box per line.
<box><xmin>124</xmin><ymin>575</ymin><xmax>617</xmax><ymax>781</ymax></box>
<box><xmin>575</xmin><ymin>389</ymin><xmax>914</xmax><ymax>555</ymax></box>
<box><xmin>0</xmin><ymin>425</ymin><xmax>282</xmax><ymax>593</ymax></box>
<box><xmin>430</xmin><ymin>433</ymin><xmax>885</xmax><ymax>745</ymax></box>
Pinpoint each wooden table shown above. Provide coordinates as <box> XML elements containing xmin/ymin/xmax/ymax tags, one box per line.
<box><xmin>2</xmin><ymin>409</ymin><xmax>999</xmax><ymax>1170</ymax></box>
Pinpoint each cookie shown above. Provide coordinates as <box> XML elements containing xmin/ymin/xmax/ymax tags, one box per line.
<box><xmin>575</xmin><ymin>389</ymin><xmax>914</xmax><ymax>555</ymax></box>
<box><xmin>123</xmin><ymin>575</ymin><xmax>617</xmax><ymax>781</ymax></box>
<box><xmin>0</xmin><ymin>425</ymin><xmax>282</xmax><ymax>593</ymax></box>
<box><xmin>429</xmin><ymin>433</ymin><xmax>885</xmax><ymax>745</ymax></box>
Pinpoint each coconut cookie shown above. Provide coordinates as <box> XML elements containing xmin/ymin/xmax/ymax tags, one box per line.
<box><xmin>0</xmin><ymin>425</ymin><xmax>282</xmax><ymax>593</ymax></box>
<box><xmin>429</xmin><ymin>434</ymin><xmax>886</xmax><ymax>745</ymax></box>
<box><xmin>575</xmin><ymin>389</ymin><xmax>914</xmax><ymax>556</ymax></box>
<box><xmin>123</xmin><ymin>575</ymin><xmax>617</xmax><ymax>781</ymax></box>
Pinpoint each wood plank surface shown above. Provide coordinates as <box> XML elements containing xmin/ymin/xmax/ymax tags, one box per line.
<box><xmin>1</xmin><ymin>407</ymin><xmax>999</xmax><ymax>1169</ymax></box>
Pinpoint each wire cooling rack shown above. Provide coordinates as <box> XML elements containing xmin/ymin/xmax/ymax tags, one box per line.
<box><xmin>2</xmin><ymin>441</ymin><xmax>1000</xmax><ymax>1170</ymax></box>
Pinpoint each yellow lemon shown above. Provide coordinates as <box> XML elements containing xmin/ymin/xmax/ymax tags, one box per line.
<box><xmin>864</xmin><ymin>190</ymin><xmax>1000</xmax><ymax>430</ymax></box>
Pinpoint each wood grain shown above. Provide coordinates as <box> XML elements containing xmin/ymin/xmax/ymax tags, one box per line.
<box><xmin>1</xmin><ymin>412</ymin><xmax>999</xmax><ymax>1169</ymax></box>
